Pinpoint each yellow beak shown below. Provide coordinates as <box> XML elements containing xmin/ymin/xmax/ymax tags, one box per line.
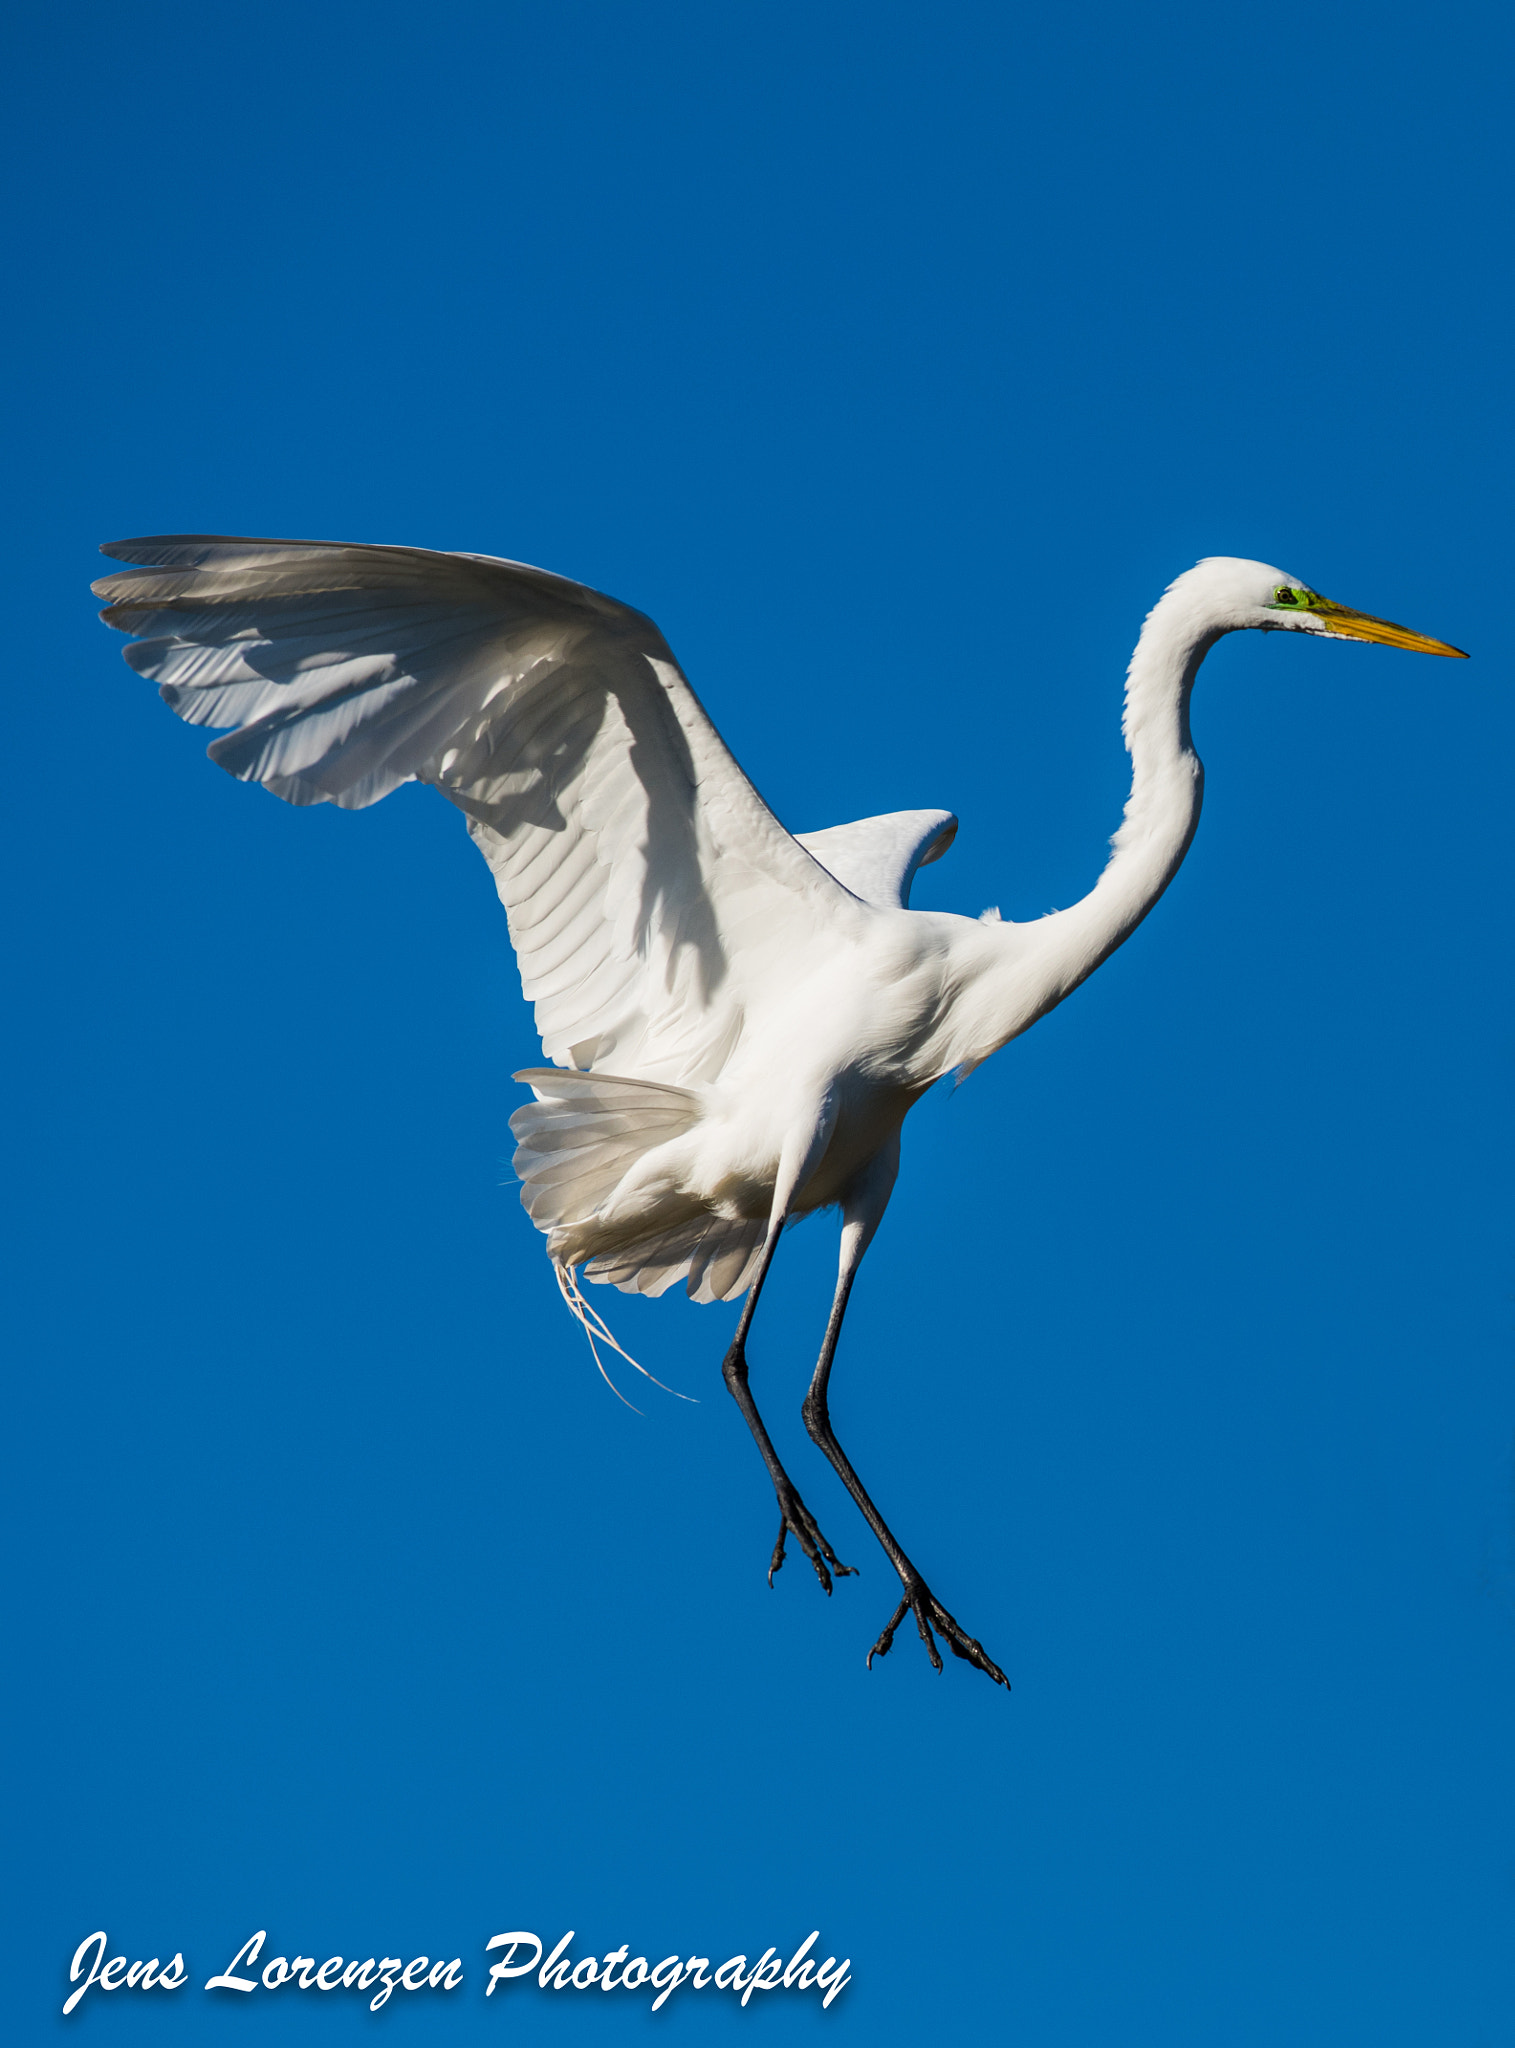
<box><xmin>1312</xmin><ymin>598</ymin><xmax>1468</xmax><ymax>658</ymax></box>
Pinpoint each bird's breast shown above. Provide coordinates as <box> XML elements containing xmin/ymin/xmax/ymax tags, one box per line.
<box><xmin>678</xmin><ymin>918</ymin><xmax>961</xmax><ymax>1218</ymax></box>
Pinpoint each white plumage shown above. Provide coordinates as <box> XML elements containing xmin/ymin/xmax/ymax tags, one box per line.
<box><xmin>95</xmin><ymin>536</ymin><xmax>1464</xmax><ymax>1686</ymax></box>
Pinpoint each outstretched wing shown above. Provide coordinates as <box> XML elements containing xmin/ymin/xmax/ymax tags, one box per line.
<box><xmin>95</xmin><ymin>535</ymin><xmax>866</xmax><ymax>1081</ymax></box>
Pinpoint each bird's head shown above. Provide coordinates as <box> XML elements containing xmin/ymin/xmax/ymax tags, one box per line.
<box><xmin>1170</xmin><ymin>556</ymin><xmax>1467</xmax><ymax>657</ymax></box>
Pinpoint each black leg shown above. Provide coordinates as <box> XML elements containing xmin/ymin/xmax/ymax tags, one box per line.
<box><xmin>801</xmin><ymin>1225</ymin><xmax>1009</xmax><ymax>1690</ymax></box>
<box><xmin>720</xmin><ymin>1225</ymin><xmax>854</xmax><ymax>1595</ymax></box>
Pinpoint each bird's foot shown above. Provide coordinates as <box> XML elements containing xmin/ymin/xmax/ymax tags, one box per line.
<box><xmin>867</xmin><ymin>1577</ymin><xmax>1009</xmax><ymax>1689</ymax></box>
<box><xmin>769</xmin><ymin>1482</ymin><xmax>855</xmax><ymax>1595</ymax></box>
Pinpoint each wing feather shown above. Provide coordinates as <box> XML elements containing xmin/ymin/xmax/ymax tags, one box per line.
<box><xmin>98</xmin><ymin>534</ymin><xmax>866</xmax><ymax>1080</ymax></box>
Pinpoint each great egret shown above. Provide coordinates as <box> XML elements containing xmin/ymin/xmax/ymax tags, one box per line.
<box><xmin>94</xmin><ymin>540</ymin><xmax>1466</xmax><ymax>1687</ymax></box>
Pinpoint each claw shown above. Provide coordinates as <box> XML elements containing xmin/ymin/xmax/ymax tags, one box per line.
<box><xmin>866</xmin><ymin>1596</ymin><xmax>907</xmax><ymax>1669</ymax></box>
<box><xmin>866</xmin><ymin>1580</ymin><xmax>1009</xmax><ymax>1689</ymax></box>
<box><xmin>768</xmin><ymin>1488</ymin><xmax>854</xmax><ymax>1594</ymax></box>
<box><xmin>769</xmin><ymin>1510</ymin><xmax>832</xmax><ymax>1592</ymax></box>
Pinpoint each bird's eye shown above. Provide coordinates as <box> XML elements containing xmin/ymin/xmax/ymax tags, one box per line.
<box><xmin>1273</xmin><ymin>586</ymin><xmax>1298</xmax><ymax>605</ymax></box>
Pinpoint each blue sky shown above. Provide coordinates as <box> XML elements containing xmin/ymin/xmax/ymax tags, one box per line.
<box><xmin>5</xmin><ymin>1</ymin><xmax>1513</xmax><ymax>2041</ymax></box>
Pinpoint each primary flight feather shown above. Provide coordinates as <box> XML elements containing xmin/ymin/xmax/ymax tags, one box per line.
<box><xmin>95</xmin><ymin>536</ymin><xmax>1465</xmax><ymax>1686</ymax></box>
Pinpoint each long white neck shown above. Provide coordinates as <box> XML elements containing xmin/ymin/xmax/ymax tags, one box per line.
<box><xmin>1051</xmin><ymin>590</ymin><xmax>1213</xmax><ymax>979</ymax></box>
<box><xmin>941</xmin><ymin>582</ymin><xmax>1220</xmax><ymax>1075</ymax></box>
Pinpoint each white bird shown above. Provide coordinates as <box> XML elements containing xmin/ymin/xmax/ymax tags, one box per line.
<box><xmin>94</xmin><ymin>539</ymin><xmax>1466</xmax><ymax>1687</ymax></box>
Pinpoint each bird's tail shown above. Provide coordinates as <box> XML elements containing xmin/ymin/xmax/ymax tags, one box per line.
<box><xmin>510</xmin><ymin>1066</ymin><xmax>702</xmax><ymax>1231</ymax></box>
<box><xmin>510</xmin><ymin>1066</ymin><xmax>766</xmax><ymax>1307</ymax></box>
